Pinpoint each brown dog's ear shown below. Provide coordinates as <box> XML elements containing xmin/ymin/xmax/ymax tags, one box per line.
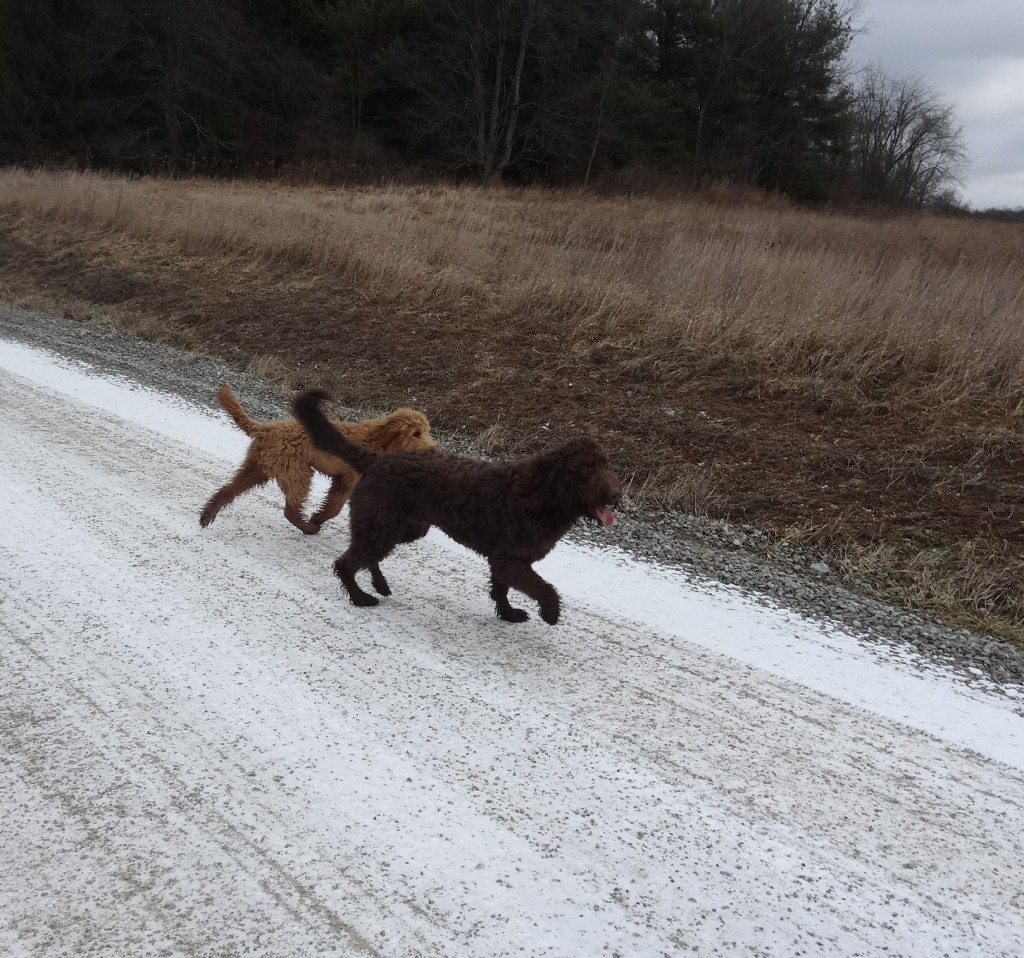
<box><xmin>546</xmin><ymin>439</ymin><xmax>613</xmax><ymax>502</ymax></box>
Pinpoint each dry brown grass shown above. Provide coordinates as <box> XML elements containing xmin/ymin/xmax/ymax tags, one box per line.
<box><xmin>2</xmin><ymin>167</ymin><xmax>1023</xmax><ymax>398</ymax></box>
<box><xmin>1</xmin><ymin>167</ymin><xmax>1022</xmax><ymax>643</ymax></box>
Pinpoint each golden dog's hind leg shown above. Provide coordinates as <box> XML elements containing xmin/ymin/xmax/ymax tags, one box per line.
<box><xmin>309</xmin><ymin>474</ymin><xmax>354</xmax><ymax>528</ymax></box>
<box><xmin>200</xmin><ymin>460</ymin><xmax>269</xmax><ymax>527</ymax></box>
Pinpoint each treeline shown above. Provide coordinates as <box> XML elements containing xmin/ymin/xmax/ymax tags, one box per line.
<box><xmin>971</xmin><ymin>207</ymin><xmax>1024</xmax><ymax>224</ymax></box>
<box><xmin>0</xmin><ymin>0</ymin><xmax>966</xmax><ymax>205</ymax></box>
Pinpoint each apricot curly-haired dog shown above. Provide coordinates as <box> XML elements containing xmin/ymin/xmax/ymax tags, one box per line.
<box><xmin>292</xmin><ymin>388</ymin><xmax>622</xmax><ymax>625</ymax></box>
<box><xmin>200</xmin><ymin>385</ymin><xmax>436</xmax><ymax>534</ymax></box>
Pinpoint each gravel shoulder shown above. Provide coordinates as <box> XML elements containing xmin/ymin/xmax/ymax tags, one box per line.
<box><xmin>3</xmin><ymin>303</ymin><xmax>1022</xmax><ymax>689</ymax></box>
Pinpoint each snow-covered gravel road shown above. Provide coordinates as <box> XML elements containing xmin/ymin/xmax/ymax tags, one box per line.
<box><xmin>2</xmin><ymin>337</ymin><xmax>1024</xmax><ymax>957</ymax></box>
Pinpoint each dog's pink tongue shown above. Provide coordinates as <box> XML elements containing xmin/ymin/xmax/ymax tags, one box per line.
<box><xmin>595</xmin><ymin>506</ymin><xmax>615</xmax><ymax>527</ymax></box>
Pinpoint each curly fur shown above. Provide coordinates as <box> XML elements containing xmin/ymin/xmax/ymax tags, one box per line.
<box><xmin>200</xmin><ymin>385</ymin><xmax>436</xmax><ymax>534</ymax></box>
<box><xmin>292</xmin><ymin>388</ymin><xmax>622</xmax><ymax>625</ymax></box>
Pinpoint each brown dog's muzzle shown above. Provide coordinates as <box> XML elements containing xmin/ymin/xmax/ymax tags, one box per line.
<box><xmin>590</xmin><ymin>473</ymin><xmax>622</xmax><ymax>526</ymax></box>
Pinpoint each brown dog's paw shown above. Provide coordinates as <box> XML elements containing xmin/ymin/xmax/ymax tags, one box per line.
<box><xmin>348</xmin><ymin>592</ymin><xmax>380</xmax><ymax>607</ymax></box>
<box><xmin>498</xmin><ymin>607</ymin><xmax>530</xmax><ymax>623</ymax></box>
<box><xmin>539</xmin><ymin>599</ymin><xmax>560</xmax><ymax>625</ymax></box>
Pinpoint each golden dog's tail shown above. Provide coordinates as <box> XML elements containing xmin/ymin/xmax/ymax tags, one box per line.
<box><xmin>292</xmin><ymin>389</ymin><xmax>378</xmax><ymax>474</ymax></box>
<box><xmin>216</xmin><ymin>385</ymin><xmax>258</xmax><ymax>437</ymax></box>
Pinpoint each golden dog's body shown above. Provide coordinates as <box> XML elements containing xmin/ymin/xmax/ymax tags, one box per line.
<box><xmin>200</xmin><ymin>386</ymin><xmax>435</xmax><ymax>534</ymax></box>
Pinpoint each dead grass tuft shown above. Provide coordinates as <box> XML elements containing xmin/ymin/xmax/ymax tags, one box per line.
<box><xmin>626</xmin><ymin>465</ymin><xmax>727</xmax><ymax>517</ymax></box>
<box><xmin>245</xmin><ymin>353</ymin><xmax>292</xmax><ymax>384</ymax></box>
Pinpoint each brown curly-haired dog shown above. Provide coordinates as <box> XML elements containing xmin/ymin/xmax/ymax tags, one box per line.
<box><xmin>292</xmin><ymin>389</ymin><xmax>622</xmax><ymax>625</ymax></box>
<box><xmin>200</xmin><ymin>386</ymin><xmax>436</xmax><ymax>534</ymax></box>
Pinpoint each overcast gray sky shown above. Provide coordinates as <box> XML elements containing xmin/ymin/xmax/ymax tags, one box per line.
<box><xmin>847</xmin><ymin>0</ymin><xmax>1024</xmax><ymax>209</ymax></box>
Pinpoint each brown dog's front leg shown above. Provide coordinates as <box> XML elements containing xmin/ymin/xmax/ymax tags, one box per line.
<box><xmin>490</xmin><ymin>573</ymin><xmax>529</xmax><ymax>623</ymax></box>
<box><xmin>489</xmin><ymin>559</ymin><xmax>560</xmax><ymax>625</ymax></box>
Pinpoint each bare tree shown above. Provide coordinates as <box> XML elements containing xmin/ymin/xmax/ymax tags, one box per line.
<box><xmin>463</xmin><ymin>0</ymin><xmax>537</xmax><ymax>181</ymax></box>
<box><xmin>313</xmin><ymin>0</ymin><xmax>418</xmax><ymax>154</ymax></box>
<box><xmin>851</xmin><ymin>64</ymin><xmax>968</xmax><ymax>205</ymax></box>
<box><xmin>411</xmin><ymin>0</ymin><xmax>543</xmax><ymax>181</ymax></box>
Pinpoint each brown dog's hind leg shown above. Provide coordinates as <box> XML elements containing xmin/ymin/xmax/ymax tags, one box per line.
<box><xmin>369</xmin><ymin>563</ymin><xmax>391</xmax><ymax>596</ymax></box>
<box><xmin>333</xmin><ymin>553</ymin><xmax>380</xmax><ymax>606</ymax></box>
<box><xmin>309</xmin><ymin>475</ymin><xmax>353</xmax><ymax>528</ymax></box>
<box><xmin>335</xmin><ymin>507</ymin><xmax>404</xmax><ymax>606</ymax></box>
<box><xmin>489</xmin><ymin>559</ymin><xmax>560</xmax><ymax>625</ymax></box>
<box><xmin>368</xmin><ymin>522</ymin><xmax>426</xmax><ymax>593</ymax></box>
<box><xmin>200</xmin><ymin>460</ymin><xmax>268</xmax><ymax>527</ymax></box>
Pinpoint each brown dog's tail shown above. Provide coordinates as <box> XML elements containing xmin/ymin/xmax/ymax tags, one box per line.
<box><xmin>292</xmin><ymin>389</ymin><xmax>378</xmax><ymax>473</ymax></box>
<box><xmin>216</xmin><ymin>385</ymin><xmax>259</xmax><ymax>437</ymax></box>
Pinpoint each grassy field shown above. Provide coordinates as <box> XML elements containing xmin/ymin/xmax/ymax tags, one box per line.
<box><xmin>1</xmin><ymin>167</ymin><xmax>1022</xmax><ymax>642</ymax></box>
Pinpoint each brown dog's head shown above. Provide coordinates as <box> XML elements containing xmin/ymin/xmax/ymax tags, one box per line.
<box><xmin>546</xmin><ymin>438</ymin><xmax>622</xmax><ymax>527</ymax></box>
<box><xmin>370</xmin><ymin>407</ymin><xmax>437</xmax><ymax>455</ymax></box>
